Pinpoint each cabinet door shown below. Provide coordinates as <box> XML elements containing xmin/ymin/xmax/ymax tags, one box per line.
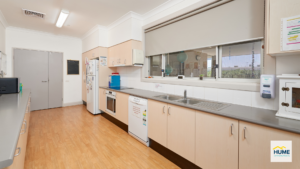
<box><xmin>82</xmin><ymin>53</ymin><xmax>87</xmax><ymax>102</ymax></box>
<box><xmin>239</xmin><ymin>121</ymin><xmax>300</xmax><ymax>169</ymax></box>
<box><xmin>196</xmin><ymin>111</ymin><xmax>238</xmax><ymax>169</ymax></box>
<box><xmin>148</xmin><ymin>100</ymin><xmax>168</xmax><ymax>147</ymax></box>
<box><xmin>122</xmin><ymin>41</ymin><xmax>132</xmax><ymax>66</ymax></box>
<box><xmin>167</xmin><ymin>105</ymin><xmax>196</xmax><ymax>163</ymax></box>
<box><xmin>108</xmin><ymin>47</ymin><xmax>115</xmax><ymax>67</ymax></box>
<box><xmin>5</xmin><ymin>124</ymin><xmax>26</xmax><ymax>169</ymax></box>
<box><xmin>99</xmin><ymin>88</ymin><xmax>106</xmax><ymax>112</ymax></box>
<box><xmin>115</xmin><ymin>92</ymin><xmax>129</xmax><ymax>124</ymax></box>
<box><xmin>115</xmin><ymin>44</ymin><xmax>121</xmax><ymax>65</ymax></box>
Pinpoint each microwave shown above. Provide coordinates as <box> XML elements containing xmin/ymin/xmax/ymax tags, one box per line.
<box><xmin>0</xmin><ymin>78</ymin><xmax>20</xmax><ymax>94</ymax></box>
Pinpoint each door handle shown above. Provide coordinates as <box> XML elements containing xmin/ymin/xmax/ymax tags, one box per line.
<box><xmin>244</xmin><ymin>127</ymin><xmax>246</xmax><ymax>139</ymax></box>
<box><xmin>20</xmin><ymin>120</ymin><xmax>27</xmax><ymax>134</ymax></box>
<box><xmin>163</xmin><ymin>106</ymin><xmax>165</xmax><ymax>113</ymax></box>
<box><xmin>231</xmin><ymin>124</ymin><xmax>233</xmax><ymax>135</ymax></box>
<box><xmin>15</xmin><ymin>147</ymin><xmax>21</xmax><ymax>157</ymax></box>
<box><xmin>168</xmin><ymin>107</ymin><xmax>171</xmax><ymax>115</ymax></box>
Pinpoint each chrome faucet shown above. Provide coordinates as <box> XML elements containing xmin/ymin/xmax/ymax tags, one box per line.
<box><xmin>184</xmin><ymin>90</ymin><xmax>187</xmax><ymax>100</ymax></box>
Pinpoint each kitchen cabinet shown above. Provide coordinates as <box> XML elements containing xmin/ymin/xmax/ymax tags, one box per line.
<box><xmin>115</xmin><ymin>92</ymin><xmax>129</xmax><ymax>125</ymax></box>
<box><xmin>148</xmin><ymin>100</ymin><xmax>196</xmax><ymax>163</ymax></box>
<box><xmin>167</xmin><ymin>104</ymin><xmax>196</xmax><ymax>163</ymax></box>
<box><xmin>5</xmin><ymin>97</ymin><xmax>31</xmax><ymax>169</ymax></box>
<box><xmin>196</xmin><ymin>111</ymin><xmax>238</xmax><ymax>169</ymax></box>
<box><xmin>108</xmin><ymin>40</ymin><xmax>142</xmax><ymax>67</ymax></box>
<box><xmin>148</xmin><ymin>100</ymin><xmax>168</xmax><ymax>147</ymax></box>
<box><xmin>266</xmin><ymin>0</ymin><xmax>300</xmax><ymax>56</ymax></box>
<box><xmin>99</xmin><ymin>88</ymin><xmax>106</xmax><ymax>112</ymax></box>
<box><xmin>239</xmin><ymin>121</ymin><xmax>300</xmax><ymax>169</ymax></box>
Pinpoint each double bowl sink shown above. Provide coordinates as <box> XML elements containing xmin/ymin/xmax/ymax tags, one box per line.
<box><xmin>154</xmin><ymin>94</ymin><xmax>230</xmax><ymax>111</ymax></box>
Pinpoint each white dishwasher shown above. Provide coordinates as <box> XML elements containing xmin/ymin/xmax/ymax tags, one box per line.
<box><xmin>128</xmin><ymin>96</ymin><xmax>149</xmax><ymax>146</ymax></box>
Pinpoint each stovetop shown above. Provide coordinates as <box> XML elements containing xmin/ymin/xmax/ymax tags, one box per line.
<box><xmin>108</xmin><ymin>86</ymin><xmax>133</xmax><ymax>91</ymax></box>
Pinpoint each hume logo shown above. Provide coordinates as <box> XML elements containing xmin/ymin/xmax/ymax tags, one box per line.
<box><xmin>273</xmin><ymin>146</ymin><xmax>290</xmax><ymax>155</ymax></box>
<box><xmin>271</xmin><ymin>141</ymin><xmax>292</xmax><ymax>162</ymax></box>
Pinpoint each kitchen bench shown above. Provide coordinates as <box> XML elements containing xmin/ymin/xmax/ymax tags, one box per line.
<box><xmin>0</xmin><ymin>90</ymin><xmax>31</xmax><ymax>169</ymax></box>
<box><xmin>100</xmin><ymin>86</ymin><xmax>300</xmax><ymax>169</ymax></box>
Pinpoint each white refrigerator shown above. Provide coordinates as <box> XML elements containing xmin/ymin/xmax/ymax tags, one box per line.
<box><xmin>86</xmin><ymin>60</ymin><xmax>101</xmax><ymax>114</ymax></box>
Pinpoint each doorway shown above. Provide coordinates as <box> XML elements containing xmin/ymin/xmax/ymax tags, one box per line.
<box><xmin>14</xmin><ymin>48</ymin><xmax>63</xmax><ymax>111</ymax></box>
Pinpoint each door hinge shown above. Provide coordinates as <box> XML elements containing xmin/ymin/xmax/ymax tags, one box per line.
<box><xmin>281</xmin><ymin>102</ymin><xmax>289</xmax><ymax>107</ymax></box>
<box><xmin>282</xmin><ymin>87</ymin><xmax>289</xmax><ymax>91</ymax></box>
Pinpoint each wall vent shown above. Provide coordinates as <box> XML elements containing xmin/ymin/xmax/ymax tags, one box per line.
<box><xmin>22</xmin><ymin>9</ymin><xmax>45</xmax><ymax>19</ymax></box>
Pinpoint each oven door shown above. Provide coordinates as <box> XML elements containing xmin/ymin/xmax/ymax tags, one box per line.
<box><xmin>285</xmin><ymin>83</ymin><xmax>300</xmax><ymax>114</ymax></box>
<box><xmin>106</xmin><ymin>95</ymin><xmax>116</xmax><ymax>114</ymax></box>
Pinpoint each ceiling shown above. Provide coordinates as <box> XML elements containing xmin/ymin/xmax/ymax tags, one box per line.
<box><xmin>0</xmin><ymin>0</ymin><xmax>169</xmax><ymax>38</ymax></box>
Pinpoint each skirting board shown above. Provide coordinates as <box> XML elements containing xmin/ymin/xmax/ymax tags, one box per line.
<box><xmin>101</xmin><ymin>112</ymin><xmax>128</xmax><ymax>132</ymax></box>
<box><xmin>150</xmin><ymin>139</ymin><xmax>201</xmax><ymax>169</ymax></box>
<box><xmin>63</xmin><ymin>101</ymin><xmax>83</xmax><ymax>107</ymax></box>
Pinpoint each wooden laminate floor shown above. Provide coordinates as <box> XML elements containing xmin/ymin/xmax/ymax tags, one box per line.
<box><xmin>25</xmin><ymin>105</ymin><xmax>179</xmax><ymax>169</ymax></box>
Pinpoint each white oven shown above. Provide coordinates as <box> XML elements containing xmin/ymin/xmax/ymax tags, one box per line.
<box><xmin>276</xmin><ymin>74</ymin><xmax>300</xmax><ymax>120</ymax></box>
<box><xmin>106</xmin><ymin>90</ymin><xmax>116</xmax><ymax>115</ymax></box>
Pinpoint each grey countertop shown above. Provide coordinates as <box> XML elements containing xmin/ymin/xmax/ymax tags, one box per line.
<box><xmin>0</xmin><ymin>90</ymin><xmax>30</xmax><ymax>169</ymax></box>
<box><xmin>100</xmin><ymin>86</ymin><xmax>300</xmax><ymax>134</ymax></box>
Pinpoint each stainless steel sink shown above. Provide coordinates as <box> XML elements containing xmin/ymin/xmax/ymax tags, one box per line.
<box><xmin>154</xmin><ymin>95</ymin><xmax>183</xmax><ymax>101</ymax></box>
<box><xmin>177</xmin><ymin>99</ymin><xmax>202</xmax><ymax>105</ymax></box>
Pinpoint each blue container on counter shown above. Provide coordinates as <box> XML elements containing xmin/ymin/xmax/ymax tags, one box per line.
<box><xmin>109</xmin><ymin>75</ymin><xmax>120</xmax><ymax>87</ymax></box>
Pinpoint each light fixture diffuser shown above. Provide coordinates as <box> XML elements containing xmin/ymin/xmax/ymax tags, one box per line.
<box><xmin>56</xmin><ymin>10</ymin><xmax>69</xmax><ymax>28</ymax></box>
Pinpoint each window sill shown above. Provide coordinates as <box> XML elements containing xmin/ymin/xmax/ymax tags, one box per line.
<box><xmin>141</xmin><ymin>77</ymin><xmax>260</xmax><ymax>92</ymax></box>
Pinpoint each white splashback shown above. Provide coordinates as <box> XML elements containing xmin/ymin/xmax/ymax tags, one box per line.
<box><xmin>117</xmin><ymin>67</ymin><xmax>277</xmax><ymax>111</ymax></box>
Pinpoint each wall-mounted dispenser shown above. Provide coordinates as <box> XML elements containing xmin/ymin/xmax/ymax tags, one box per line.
<box><xmin>260</xmin><ymin>74</ymin><xmax>275</xmax><ymax>99</ymax></box>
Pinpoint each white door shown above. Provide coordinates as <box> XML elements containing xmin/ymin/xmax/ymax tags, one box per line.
<box><xmin>286</xmin><ymin>83</ymin><xmax>300</xmax><ymax>114</ymax></box>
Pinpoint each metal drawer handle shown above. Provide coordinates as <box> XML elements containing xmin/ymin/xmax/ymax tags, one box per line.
<box><xmin>163</xmin><ymin>106</ymin><xmax>165</xmax><ymax>113</ymax></box>
<box><xmin>20</xmin><ymin>120</ymin><xmax>27</xmax><ymax>134</ymax></box>
<box><xmin>168</xmin><ymin>107</ymin><xmax>171</xmax><ymax>115</ymax></box>
<box><xmin>244</xmin><ymin>127</ymin><xmax>246</xmax><ymax>139</ymax></box>
<box><xmin>231</xmin><ymin>124</ymin><xmax>233</xmax><ymax>135</ymax></box>
<box><xmin>124</xmin><ymin>59</ymin><xmax>126</xmax><ymax>64</ymax></box>
<box><xmin>15</xmin><ymin>147</ymin><xmax>21</xmax><ymax>157</ymax></box>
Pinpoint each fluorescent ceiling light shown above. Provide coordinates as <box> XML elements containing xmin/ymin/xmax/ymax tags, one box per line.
<box><xmin>56</xmin><ymin>10</ymin><xmax>69</xmax><ymax>28</ymax></box>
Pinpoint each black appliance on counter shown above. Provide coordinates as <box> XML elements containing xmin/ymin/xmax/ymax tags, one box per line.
<box><xmin>0</xmin><ymin>78</ymin><xmax>20</xmax><ymax>94</ymax></box>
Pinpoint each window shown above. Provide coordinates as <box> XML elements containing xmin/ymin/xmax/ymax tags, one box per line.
<box><xmin>149</xmin><ymin>55</ymin><xmax>162</xmax><ymax>76</ymax></box>
<box><xmin>147</xmin><ymin>40</ymin><xmax>263</xmax><ymax>81</ymax></box>
<box><xmin>165</xmin><ymin>48</ymin><xmax>216</xmax><ymax>78</ymax></box>
<box><xmin>220</xmin><ymin>41</ymin><xmax>261</xmax><ymax>79</ymax></box>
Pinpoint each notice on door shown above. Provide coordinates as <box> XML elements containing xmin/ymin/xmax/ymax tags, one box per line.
<box><xmin>282</xmin><ymin>15</ymin><xmax>300</xmax><ymax>51</ymax></box>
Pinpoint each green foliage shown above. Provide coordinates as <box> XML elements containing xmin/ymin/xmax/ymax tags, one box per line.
<box><xmin>222</xmin><ymin>69</ymin><xmax>260</xmax><ymax>79</ymax></box>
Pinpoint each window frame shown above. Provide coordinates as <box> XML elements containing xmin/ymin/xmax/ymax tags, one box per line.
<box><xmin>147</xmin><ymin>40</ymin><xmax>264</xmax><ymax>83</ymax></box>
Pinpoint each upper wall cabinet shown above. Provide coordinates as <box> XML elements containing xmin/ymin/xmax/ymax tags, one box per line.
<box><xmin>266</xmin><ymin>0</ymin><xmax>300</xmax><ymax>56</ymax></box>
<box><xmin>108</xmin><ymin>40</ymin><xmax>143</xmax><ymax>67</ymax></box>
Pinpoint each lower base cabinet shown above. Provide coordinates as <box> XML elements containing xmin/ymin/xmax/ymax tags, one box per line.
<box><xmin>196</xmin><ymin>111</ymin><xmax>238</xmax><ymax>169</ymax></box>
<box><xmin>99</xmin><ymin>88</ymin><xmax>106</xmax><ymax>112</ymax></box>
<box><xmin>239</xmin><ymin>121</ymin><xmax>300</xmax><ymax>169</ymax></box>
<box><xmin>5</xmin><ymin>98</ymin><xmax>31</xmax><ymax>169</ymax></box>
<box><xmin>167</xmin><ymin>105</ymin><xmax>196</xmax><ymax>163</ymax></box>
<box><xmin>115</xmin><ymin>92</ymin><xmax>129</xmax><ymax>125</ymax></box>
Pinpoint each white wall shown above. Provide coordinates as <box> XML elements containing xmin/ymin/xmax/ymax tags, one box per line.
<box><xmin>82</xmin><ymin>12</ymin><xmax>143</xmax><ymax>51</ymax></box>
<box><xmin>6</xmin><ymin>27</ymin><xmax>82</xmax><ymax>106</ymax></box>
<box><xmin>117</xmin><ymin>66</ymin><xmax>277</xmax><ymax>110</ymax></box>
<box><xmin>115</xmin><ymin>0</ymin><xmax>277</xmax><ymax>111</ymax></box>
<box><xmin>82</xmin><ymin>25</ymin><xmax>108</xmax><ymax>53</ymax></box>
<box><xmin>0</xmin><ymin>11</ymin><xmax>6</xmax><ymax>53</ymax></box>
